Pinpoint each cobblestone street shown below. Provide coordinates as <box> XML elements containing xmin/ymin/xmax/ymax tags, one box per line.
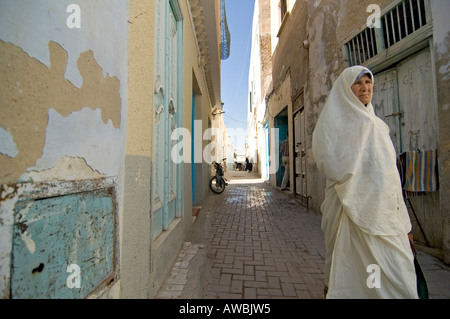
<box><xmin>157</xmin><ymin>171</ymin><xmax>326</xmax><ymax>299</ymax></box>
<box><xmin>200</xmin><ymin>172</ymin><xmax>325</xmax><ymax>299</ymax></box>
<box><xmin>156</xmin><ymin>171</ymin><xmax>450</xmax><ymax>299</ymax></box>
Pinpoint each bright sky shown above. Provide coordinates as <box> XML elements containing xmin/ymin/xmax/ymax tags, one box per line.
<box><xmin>221</xmin><ymin>0</ymin><xmax>255</xmax><ymax>151</ymax></box>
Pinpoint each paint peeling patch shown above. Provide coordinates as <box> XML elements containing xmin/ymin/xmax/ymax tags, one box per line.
<box><xmin>15</xmin><ymin>202</ymin><xmax>36</xmax><ymax>254</ymax></box>
<box><xmin>19</xmin><ymin>156</ymin><xmax>102</xmax><ymax>183</ymax></box>
<box><xmin>19</xmin><ymin>230</ymin><xmax>36</xmax><ymax>255</ymax></box>
<box><xmin>0</xmin><ymin>40</ymin><xmax>122</xmax><ymax>184</ymax></box>
<box><xmin>440</xmin><ymin>62</ymin><xmax>450</xmax><ymax>81</ymax></box>
<box><xmin>28</xmin><ymin>107</ymin><xmax>122</xmax><ymax>178</ymax></box>
<box><xmin>443</xmin><ymin>104</ymin><xmax>449</xmax><ymax>111</ymax></box>
<box><xmin>439</xmin><ymin>62</ymin><xmax>449</xmax><ymax>73</ymax></box>
<box><xmin>0</xmin><ymin>126</ymin><xmax>18</xmax><ymax>158</ymax></box>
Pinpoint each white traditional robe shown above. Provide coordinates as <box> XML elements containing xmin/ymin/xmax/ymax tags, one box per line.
<box><xmin>312</xmin><ymin>66</ymin><xmax>418</xmax><ymax>299</ymax></box>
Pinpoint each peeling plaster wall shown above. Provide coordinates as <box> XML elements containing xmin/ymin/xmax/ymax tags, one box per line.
<box><xmin>335</xmin><ymin>0</ymin><xmax>393</xmax><ymax>42</ymax></box>
<box><xmin>0</xmin><ymin>0</ymin><xmax>129</xmax><ymax>298</ymax></box>
<box><xmin>305</xmin><ymin>0</ymin><xmax>344</xmax><ymax>212</ymax></box>
<box><xmin>430</xmin><ymin>0</ymin><xmax>450</xmax><ymax>263</ymax></box>
<box><xmin>272</xmin><ymin>0</ymin><xmax>308</xmax><ymax>99</ymax></box>
<box><xmin>0</xmin><ymin>1</ymin><xmax>128</xmax><ymax>184</ymax></box>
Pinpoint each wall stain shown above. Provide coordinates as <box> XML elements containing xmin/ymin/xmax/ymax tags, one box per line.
<box><xmin>0</xmin><ymin>40</ymin><xmax>121</xmax><ymax>184</ymax></box>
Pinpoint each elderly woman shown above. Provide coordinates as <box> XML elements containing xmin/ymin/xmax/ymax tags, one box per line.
<box><xmin>312</xmin><ymin>66</ymin><xmax>418</xmax><ymax>298</ymax></box>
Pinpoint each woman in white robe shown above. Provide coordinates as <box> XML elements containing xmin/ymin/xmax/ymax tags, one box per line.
<box><xmin>312</xmin><ymin>66</ymin><xmax>418</xmax><ymax>298</ymax></box>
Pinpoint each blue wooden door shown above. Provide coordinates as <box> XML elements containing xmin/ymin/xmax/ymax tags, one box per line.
<box><xmin>152</xmin><ymin>0</ymin><xmax>184</xmax><ymax>238</ymax></box>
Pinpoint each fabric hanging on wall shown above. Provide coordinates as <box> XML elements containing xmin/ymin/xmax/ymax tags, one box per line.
<box><xmin>397</xmin><ymin>153</ymin><xmax>424</xmax><ymax>198</ymax></box>
<box><xmin>400</xmin><ymin>149</ymin><xmax>438</xmax><ymax>193</ymax></box>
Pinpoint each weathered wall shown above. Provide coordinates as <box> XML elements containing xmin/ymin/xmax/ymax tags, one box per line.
<box><xmin>272</xmin><ymin>0</ymin><xmax>308</xmax><ymax>99</ymax></box>
<box><xmin>267</xmin><ymin>0</ymin><xmax>309</xmax><ymax>189</ymax></box>
<box><xmin>0</xmin><ymin>0</ymin><xmax>129</xmax><ymax>298</ymax></box>
<box><xmin>431</xmin><ymin>0</ymin><xmax>450</xmax><ymax>263</ymax></box>
<box><xmin>304</xmin><ymin>0</ymin><xmax>449</xmax><ymax>261</ymax></box>
<box><xmin>0</xmin><ymin>2</ymin><xmax>128</xmax><ymax>184</ymax></box>
<box><xmin>303</xmin><ymin>0</ymin><xmax>344</xmax><ymax>212</ymax></box>
<box><xmin>258</xmin><ymin>0</ymin><xmax>272</xmax><ymax>103</ymax></box>
<box><xmin>305</xmin><ymin>0</ymin><xmax>397</xmax><ymax>212</ymax></box>
<box><xmin>334</xmin><ymin>0</ymin><xmax>393</xmax><ymax>42</ymax></box>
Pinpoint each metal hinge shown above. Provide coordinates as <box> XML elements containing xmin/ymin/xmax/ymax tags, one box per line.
<box><xmin>385</xmin><ymin>112</ymin><xmax>403</xmax><ymax>118</ymax></box>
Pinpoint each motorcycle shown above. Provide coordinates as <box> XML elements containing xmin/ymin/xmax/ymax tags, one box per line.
<box><xmin>210</xmin><ymin>158</ymin><xmax>228</xmax><ymax>194</ymax></box>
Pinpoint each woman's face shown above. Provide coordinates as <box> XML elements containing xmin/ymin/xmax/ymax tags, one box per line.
<box><xmin>351</xmin><ymin>74</ymin><xmax>373</xmax><ymax>105</ymax></box>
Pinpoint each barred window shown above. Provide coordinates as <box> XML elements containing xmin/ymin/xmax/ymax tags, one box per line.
<box><xmin>345</xmin><ymin>0</ymin><xmax>428</xmax><ymax>66</ymax></box>
<box><xmin>383</xmin><ymin>0</ymin><xmax>427</xmax><ymax>49</ymax></box>
<box><xmin>347</xmin><ymin>28</ymin><xmax>378</xmax><ymax>66</ymax></box>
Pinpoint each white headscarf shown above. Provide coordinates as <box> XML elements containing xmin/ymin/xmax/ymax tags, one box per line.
<box><xmin>312</xmin><ymin>66</ymin><xmax>411</xmax><ymax>236</ymax></box>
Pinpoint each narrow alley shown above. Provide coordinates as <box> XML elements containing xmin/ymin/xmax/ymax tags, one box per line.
<box><xmin>156</xmin><ymin>171</ymin><xmax>325</xmax><ymax>299</ymax></box>
<box><xmin>156</xmin><ymin>171</ymin><xmax>450</xmax><ymax>300</ymax></box>
<box><xmin>2</xmin><ymin>0</ymin><xmax>449</xmax><ymax>302</ymax></box>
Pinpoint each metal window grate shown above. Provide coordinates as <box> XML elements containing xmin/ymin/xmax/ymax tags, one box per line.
<box><xmin>345</xmin><ymin>0</ymin><xmax>427</xmax><ymax>66</ymax></box>
<box><xmin>383</xmin><ymin>0</ymin><xmax>427</xmax><ymax>49</ymax></box>
<box><xmin>347</xmin><ymin>27</ymin><xmax>378</xmax><ymax>66</ymax></box>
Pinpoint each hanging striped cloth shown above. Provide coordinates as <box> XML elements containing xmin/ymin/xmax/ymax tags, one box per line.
<box><xmin>402</xmin><ymin>149</ymin><xmax>438</xmax><ymax>192</ymax></box>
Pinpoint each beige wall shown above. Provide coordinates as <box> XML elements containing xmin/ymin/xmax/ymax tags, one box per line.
<box><xmin>120</xmin><ymin>0</ymin><xmax>154</xmax><ymax>298</ymax></box>
<box><xmin>122</xmin><ymin>0</ymin><xmax>223</xmax><ymax>298</ymax></box>
<box><xmin>430</xmin><ymin>0</ymin><xmax>450</xmax><ymax>263</ymax></box>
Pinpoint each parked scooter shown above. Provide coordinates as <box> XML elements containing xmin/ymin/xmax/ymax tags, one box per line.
<box><xmin>210</xmin><ymin>158</ymin><xmax>228</xmax><ymax>194</ymax></box>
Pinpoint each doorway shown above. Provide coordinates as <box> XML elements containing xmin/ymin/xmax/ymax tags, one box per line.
<box><xmin>274</xmin><ymin>107</ymin><xmax>288</xmax><ymax>187</ymax></box>
<box><xmin>293</xmin><ymin>108</ymin><xmax>306</xmax><ymax>197</ymax></box>
<box><xmin>263</xmin><ymin>123</ymin><xmax>269</xmax><ymax>180</ymax></box>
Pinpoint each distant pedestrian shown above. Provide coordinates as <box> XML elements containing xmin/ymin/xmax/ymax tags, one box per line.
<box><xmin>245</xmin><ymin>157</ymin><xmax>253</xmax><ymax>172</ymax></box>
<box><xmin>312</xmin><ymin>66</ymin><xmax>418</xmax><ymax>299</ymax></box>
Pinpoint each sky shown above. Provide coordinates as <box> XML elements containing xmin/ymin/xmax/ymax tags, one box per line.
<box><xmin>221</xmin><ymin>0</ymin><xmax>255</xmax><ymax>151</ymax></box>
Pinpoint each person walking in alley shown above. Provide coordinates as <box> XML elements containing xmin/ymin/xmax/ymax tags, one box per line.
<box><xmin>312</xmin><ymin>66</ymin><xmax>418</xmax><ymax>299</ymax></box>
<box><xmin>280</xmin><ymin>131</ymin><xmax>289</xmax><ymax>191</ymax></box>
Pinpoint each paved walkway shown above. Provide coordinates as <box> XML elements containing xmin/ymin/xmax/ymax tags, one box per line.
<box><xmin>200</xmin><ymin>171</ymin><xmax>325</xmax><ymax>299</ymax></box>
<box><xmin>156</xmin><ymin>171</ymin><xmax>450</xmax><ymax>299</ymax></box>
